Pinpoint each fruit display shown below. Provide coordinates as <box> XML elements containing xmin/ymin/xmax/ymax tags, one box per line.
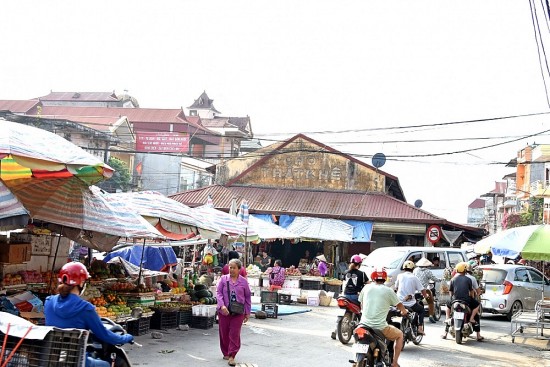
<box><xmin>109</xmin><ymin>281</ymin><xmax>137</xmax><ymax>292</ymax></box>
<box><xmin>89</xmin><ymin>260</ymin><xmax>113</xmax><ymax>281</ymax></box>
<box><xmin>246</xmin><ymin>264</ymin><xmax>262</xmax><ymax>277</ymax></box>
<box><xmin>285</xmin><ymin>266</ymin><xmax>302</xmax><ymax>276</ymax></box>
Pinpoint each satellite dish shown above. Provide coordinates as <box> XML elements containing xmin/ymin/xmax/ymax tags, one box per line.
<box><xmin>372</xmin><ymin>153</ymin><xmax>386</xmax><ymax>168</ymax></box>
<box><xmin>414</xmin><ymin>199</ymin><xmax>423</xmax><ymax>208</ymax></box>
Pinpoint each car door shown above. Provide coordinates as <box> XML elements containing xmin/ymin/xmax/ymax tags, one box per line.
<box><xmin>527</xmin><ymin>268</ymin><xmax>550</xmax><ymax>304</ymax></box>
<box><xmin>513</xmin><ymin>268</ymin><xmax>536</xmax><ymax>309</ymax></box>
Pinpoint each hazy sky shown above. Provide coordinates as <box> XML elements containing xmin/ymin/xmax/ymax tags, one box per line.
<box><xmin>2</xmin><ymin>1</ymin><xmax>550</xmax><ymax>224</ymax></box>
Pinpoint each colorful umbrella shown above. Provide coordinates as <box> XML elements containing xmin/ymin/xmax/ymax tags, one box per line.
<box><xmin>5</xmin><ymin>177</ymin><xmax>162</xmax><ymax>240</ymax></box>
<box><xmin>475</xmin><ymin>224</ymin><xmax>550</xmax><ymax>261</ymax></box>
<box><xmin>192</xmin><ymin>205</ymin><xmax>258</xmax><ymax>239</ymax></box>
<box><xmin>105</xmin><ymin>190</ymin><xmax>220</xmax><ymax>237</ymax></box>
<box><xmin>0</xmin><ymin>120</ymin><xmax>113</xmax><ymax>185</ymax></box>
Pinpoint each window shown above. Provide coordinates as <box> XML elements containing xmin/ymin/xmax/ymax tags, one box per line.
<box><xmin>426</xmin><ymin>252</ymin><xmax>446</xmax><ymax>269</ymax></box>
<box><xmin>514</xmin><ymin>269</ymin><xmax>530</xmax><ymax>282</ymax></box>
<box><xmin>447</xmin><ymin>252</ymin><xmax>464</xmax><ymax>268</ymax></box>
<box><xmin>528</xmin><ymin>269</ymin><xmax>544</xmax><ymax>284</ymax></box>
<box><xmin>407</xmin><ymin>252</ymin><xmax>422</xmax><ymax>265</ymax></box>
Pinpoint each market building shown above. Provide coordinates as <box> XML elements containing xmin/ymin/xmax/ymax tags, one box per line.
<box><xmin>170</xmin><ymin>134</ymin><xmax>486</xmax><ymax>273</ymax></box>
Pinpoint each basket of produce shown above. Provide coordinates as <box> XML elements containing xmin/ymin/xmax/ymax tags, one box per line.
<box><xmin>323</xmin><ymin>278</ymin><xmax>342</xmax><ymax>286</ymax></box>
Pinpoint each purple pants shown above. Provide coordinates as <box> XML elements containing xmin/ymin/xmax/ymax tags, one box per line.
<box><xmin>218</xmin><ymin>313</ymin><xmax>245</xmax><ymax>358</ymax></box>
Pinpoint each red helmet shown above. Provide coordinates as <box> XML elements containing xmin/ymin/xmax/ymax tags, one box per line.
<box><xmin>371</xmin><ymin>269</ymin><xmax>387</xmax><ymax>281</ymax></box>
<box><xmin>58</xmin><ymin>262</ymin><xmax>90</xmax><ymax>285</ymax></box>
<box><xmin>350</xmin><ymin>255</ymin><xmax>362</xmax><ymax>264</ymax></box>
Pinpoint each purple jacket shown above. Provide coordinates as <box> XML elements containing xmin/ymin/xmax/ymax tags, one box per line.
<box><xmin>216</xmin><ymin>274</ymin><xmax>252</xmax><ymax>315</ymax></box>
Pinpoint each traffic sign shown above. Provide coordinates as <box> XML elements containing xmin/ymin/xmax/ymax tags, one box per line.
<box><xmin>427</xmin><ymin>225</ymin><xmax>441</xmax><ymax>244</ymax></box>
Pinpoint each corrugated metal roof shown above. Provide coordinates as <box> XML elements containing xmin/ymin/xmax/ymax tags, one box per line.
<box><xmin>169</xmin><ymin>185</ymin><xmax>445</xmax><ymax>224</ymax></box>
<box><xmin>0</xmin><ymin>100</ymin><xmax>40</xmax><ymax>113</ymax></box>
<box><xmin>38</xmin><ymin>92</ymin><xmax>119</xmax><ymax>102</ymax></box>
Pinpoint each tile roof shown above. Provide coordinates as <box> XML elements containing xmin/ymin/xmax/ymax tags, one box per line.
<box><xmin>170</xmin><ymin>184</ymin><xmax>444</xmax><ymax>224</ymax></box>
<box><xmin>0</xmin><ymin>100</ymin><xmax>40</xmax><ymax>113</ymax></box>
<box><xmin>469</xmin><ymin>198</ymin><xmax>486</xmax><ymax>209</ymax></box>
<box><xmin>38</xmin><ymin>91</ymin><xmax>119</xmax><ymax>102</ymax></box>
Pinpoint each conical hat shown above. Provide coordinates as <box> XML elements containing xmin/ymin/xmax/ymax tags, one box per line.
<box><xmin>416</xmin><ymin>257</ymin><xmax>433</xmax><ymax>267</ymax></box>
<box><xmin>316</xmin><ymin>254</ymin><xmax>327</xmax><ymax>263</ymax></box>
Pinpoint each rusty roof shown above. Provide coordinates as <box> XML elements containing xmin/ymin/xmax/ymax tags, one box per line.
<box><xmin>0</xmin><ymin>100</ymin><xmax>40</xmax><ymax>113</ymax></box>
<box><xmin>169</xmin><ymin>184</ymin><xmax>445</xmax><ymax>224</ymax></box>
<box><xmin>38</xmin><ymin>91</ymin><xmax>119</xmax><ymax>102</ymax></box>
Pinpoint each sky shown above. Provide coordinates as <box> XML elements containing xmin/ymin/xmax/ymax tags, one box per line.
<box><xmin>2</xmin><ymin>1</ymin><xmax>550</xmax><ymax>224</ymax></box>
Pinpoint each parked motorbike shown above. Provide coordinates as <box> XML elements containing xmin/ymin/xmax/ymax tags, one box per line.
<box><xmin>427</xmin><ymin>280</ymin><xmax>442</xmax><ymax>321</ymax></box>
<box><xmin>348</xmin><ymin>323</ymin><xmax>395</xmax><ymax>367</ymax></box>
<box><xmin>334</xmin><ymin>296</ymin><xmax>362</xmax><ymax>344</ymax></box>
<box><xmin>447</xmin><ymin>300</ymin><xmax>474</xmax><ymax>344</ymax></box>
<box><xmin>87</xmin><ymin>318</ymin><xmax>141</xmax><ymax>367</ymax></box>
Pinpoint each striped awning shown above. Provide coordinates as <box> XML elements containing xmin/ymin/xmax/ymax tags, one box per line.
<box><xmin>192</xmin><ymin>205</ymin><xmax>258</xmax><ymax>239</ymax></box>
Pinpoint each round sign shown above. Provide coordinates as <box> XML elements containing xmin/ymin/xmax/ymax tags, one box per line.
<box><xmin>427</xmin><ymin>225</ymin><xmax>441</xmax><ymax>244</ymax></box>
<box><xmin>372</xmin><ymin>153</ymin><xmax>386</xmax><ymax>168</ymax></box>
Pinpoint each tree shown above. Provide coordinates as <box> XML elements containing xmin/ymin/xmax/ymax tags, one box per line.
<box><xmin>97</xmin><ymin>157</ymin><xmax>131</xmax><ymax>193</ymax></box>
<box><xmin>506</xmin><ymin>197</ymin><xmax>544</xmax><ymax>228</ymax></box>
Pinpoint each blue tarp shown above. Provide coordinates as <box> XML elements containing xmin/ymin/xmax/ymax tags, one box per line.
<box><xmin>103</xmin><ymin>245</ymin><xmax>177</xmax><ymax>272</ymax></box>
<box><xmin>278</xmin><ymin>215</ymin><xmax>296</xmax><ymax>228</ymax></box>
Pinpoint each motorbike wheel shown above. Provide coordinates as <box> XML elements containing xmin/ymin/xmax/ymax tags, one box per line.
<box><xmin>455</xmin><ymin>325</ymin><xmax>463</xmax><ymax>344</ymax></box>
<box><xmin>337</xmin><ymin>312</ymin><xmax>354</xmax><ymax>344</ymax></box>
<box><xmin>433</xmin><ymin>301</ymin><xmax>442</xmax><ymax>321</ymax></box>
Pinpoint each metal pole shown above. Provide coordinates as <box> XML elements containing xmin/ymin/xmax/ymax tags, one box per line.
<box><xmin>137</xmin><ymin>238</ymin><xmax>146</xmax><ymax>286</ymax></box>
<box><xmin>50</xmin><ymin>229</ymin><xmax>63</xmax><ymax>294</ymax></box>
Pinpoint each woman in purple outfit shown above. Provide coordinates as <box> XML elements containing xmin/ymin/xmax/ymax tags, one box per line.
<box><xmin>216</xmin><ymin>258</ymin><xmax>252</xmax><ymax>366</ymax></box>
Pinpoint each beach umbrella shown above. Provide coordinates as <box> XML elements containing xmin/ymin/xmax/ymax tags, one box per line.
<box><xmin>475</xmin><ymin>224</ymin><xmax>550</xmax><ymax>261</ymax></box>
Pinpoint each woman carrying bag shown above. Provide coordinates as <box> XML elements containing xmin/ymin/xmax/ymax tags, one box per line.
<box><xmin>216</xmin><ymin>258</ymin><xmax>252</xmax><ymax>366</ymax></box>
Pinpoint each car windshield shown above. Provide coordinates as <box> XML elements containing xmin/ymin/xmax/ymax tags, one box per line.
<box><xmin>481</xmin><ymin>268</ymin><xmax>507</xmax><ymax>284</ymax></box>
<box><xmin>364</xmin><ymin>248</ymin><xmax>408</xmax><ymax>269</ymax></box>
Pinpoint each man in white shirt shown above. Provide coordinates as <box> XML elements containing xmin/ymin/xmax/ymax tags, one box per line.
<box><xmin>394</xmin><ymin>260</ymin><xmax>428</xmax><ymax>335</ymax></box>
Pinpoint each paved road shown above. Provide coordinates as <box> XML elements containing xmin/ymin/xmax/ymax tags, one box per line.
<box><xmin>125</xmin><ymin>304</ymin><xmax>550</xmax><ymax>367</ymax></box>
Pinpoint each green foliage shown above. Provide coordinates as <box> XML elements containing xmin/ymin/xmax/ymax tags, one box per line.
<box><xmin>506</xmin><ymin>197</ymin><xmax>544</xmax><ymax>228</ymax></box>
<box><xmin>97</xmin><ymin>157</ymin><xmax>131</xmax><ymax>192</ymax></box>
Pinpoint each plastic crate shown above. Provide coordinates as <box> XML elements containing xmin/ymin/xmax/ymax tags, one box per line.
<box><xmin>190</xmin><ymin>315</ymin><xmax>215</xmax><ymax>329</ymax></box>
<box><xmin>278</xmin><ymin>294</ymin><xmax>292</xmax><ymax>305</ymax></box>
<box><xmin>260</xmin><ymin>291</ymin><xmax>278</xmax><ymax>304</ymax></box>
<box><xmin>126</xmin><ymin>317</ymin><xmax>151</xmax><ymax>336</ymax></box>
<box><xmin>177</xmin><ymin>310</ymin><xmax>192</xmax><ymax>325</ymax></box>
<box><xmin>150</xmin><ymin>311</ymin><xmax>178</xmax><ymax>330</ymax></box>
<box><xmin>301</xmin><ymin>280</ymin><xmax>323</xmax><ymax>290</ymax></box>
<box><xmin>324</xmin><ymin>284</ymin><xmax>341</xmax><ymax>298</ymax></box>
<box><xmin>261</xmin><ymin>303</ymin><xmax>278</xmax><ymax>318</ymax></box>
<box><xmin>0</xmin><ymin>328</ymin><xmax>88</xmax><ymax>367</ymax></box>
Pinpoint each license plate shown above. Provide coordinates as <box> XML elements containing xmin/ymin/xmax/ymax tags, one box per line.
<box><xmin>352</xmin><ymin>343</ymin><xmax>370</xmax><ymax>354</ymax></box>
<box><xmin>454</xmin><ymin>311</ymin><xmax>465</xmax><ymax>320</ymax></box>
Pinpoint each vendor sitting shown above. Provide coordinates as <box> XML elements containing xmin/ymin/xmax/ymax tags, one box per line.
<box><xmin>316</xmin><ymin>254</ymin><xmax>329</xmax><ymax>277</ymax></box>
<box><xmin>266</xmin><ymin>259</ymin><xmax>286</xmax><ymax>291</ymax></box>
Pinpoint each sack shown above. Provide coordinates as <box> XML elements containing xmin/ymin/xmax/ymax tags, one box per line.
<box><xmin>228</xmin><ymin>301</ymin><xmax>245</xmax><ymax>315</ymax></box>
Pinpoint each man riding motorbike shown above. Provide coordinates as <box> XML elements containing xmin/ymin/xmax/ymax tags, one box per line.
<box><xmin>413</xmin><ymin>257</ymin><xmax>439</xmax><ymax>323</ymax></box>
<box><xmin>441</xmin><ymin>261</ymin><xmax>484</xmax><ymax>341</ymax></box>
<box><xmin>395</xmin><ymin>260</ymin><xmax>427</xmax><ymax>335</ymax></box>
<box><xmin>44</xmin><ymin>262</ymin><xmax>134</xmax><ymax>367</ymax></box>
<box><xmin>358</xmin><ymin>269</ymin><xmax>408</xmax><ymax>367</ymax></box>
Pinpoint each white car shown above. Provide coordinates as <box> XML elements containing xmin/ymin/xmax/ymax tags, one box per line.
<box><xmin>479</xmin><ymin>264</ymin><xmax>550</xmax><ymax>320</ymax></box>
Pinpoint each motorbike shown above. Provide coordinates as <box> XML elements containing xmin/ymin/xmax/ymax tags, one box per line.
<box><xmin>397</xmin><ymin>293</ymin><xmax>424</xmax><ymax>348</ymax></box>
<box><xmin>334</xmin><ymin>296</ymin><xmax>362</xmax><ymax>344</ymax></box>
<box><xmin>348</xmin><ymin>323</ymin><xmax>394</xmax><ymax>367</ymax></box>
<box><xmin>427</xmin><ymin>280</ymin><xmax>442</xmax><ymax>321</ymax></box>
<box><xmin>446</xmin><ymin>300</ymin><xmax>474</xmax><ymax>344</ymax></box>
<box><xmin>87</xmin><ymin>318</ymin><xmax>141</xmax><ymax>367</ymax></box>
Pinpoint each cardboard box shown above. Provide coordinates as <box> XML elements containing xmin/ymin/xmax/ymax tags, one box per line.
<box><xmin>0</xmin><ymin>243</ymin><xmax>31</xmax><ymax>263</ymax></box>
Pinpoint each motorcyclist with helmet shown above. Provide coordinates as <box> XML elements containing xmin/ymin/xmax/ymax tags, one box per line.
<box><xmin>44</xmin><ymin>262</ymin><xmax>134</xmax><ymax>367</ymax></box>
<box><xmin>359</xmin><ymin>269</ymin><xmax>407</xmax><ymax>367</ymax></box>
<box><xmin>394</xmin><ymin>260</ymin><xmax>427</xmax><ymax>335</ymax></box>
<box><xmin>343</xmin><ymin>255</ymin><xmax>369</xmax><ymax>302</ymax></box>
<box><xmin>413</xmin><ymin>257</ymin><xmax>439</xmax><ymax>323</ymax></box>
<box><xmin>441</xmin><ymin>261</ymin><xmax>484</xmax><ymax>341</ymax></box>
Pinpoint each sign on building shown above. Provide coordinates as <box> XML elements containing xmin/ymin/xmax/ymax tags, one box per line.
<box><xmin>136</xmin><ymin>132</ymin><xmax>189</xmax><ymax>153</ymax></box>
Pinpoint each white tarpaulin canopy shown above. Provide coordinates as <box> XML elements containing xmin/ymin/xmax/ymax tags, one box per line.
<box><xmin>284</xmin><ymin>216</ymin><xmax>353</xmax><ymax>242</ymax></box>
<box><xmin>249</xmin><ymin>215</ymin><xmax>299</xmax><ymax>240</ymax></box>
